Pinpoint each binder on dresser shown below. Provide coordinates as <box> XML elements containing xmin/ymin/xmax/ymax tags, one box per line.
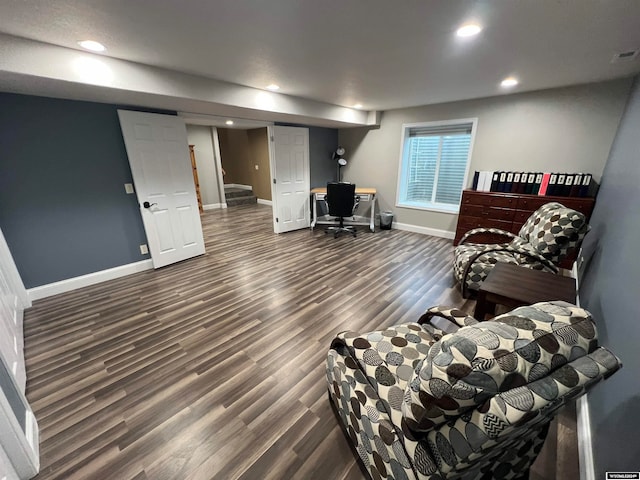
<box><xmin>524</xmin><ymin>173</ymin><xmax>536</xmax><ymax>194</ymax></box>
<box><xmin>490</xmin><ymin>171</ymin><xmax>500</xmax><ymax>191</ymax></box>
<box><xmin>533</xmin><ymin>173</ymin><xmax>543</xmax><ymax>195</ymax></box>
<box><xmin>477</xmin><ymin>171</ymin><xmax>487</xmax><ymax>191</ymax></box>
<box><xmin>562</xmin><ymin>174</ymin><xmax>574</xmax><ymax>196</ymax></box>
<box><xmin>570</xmin><ymin>173</ymin><xmax>583</xmax><ymax>196</ymax></box>
<box><xmin>580</xmin><ymin>174</ymin><xmax>599</xmax><ymax>197</ymax></box>
<box><xmin>556</xmin><ymin>174</ymin><xmax>566</xmax><ymax>196</ymax></box>
<box><xmin>480</xmin><ymin>171</ymin><xmax>493</xmax><ymax>192</ymax></box>
<box><xmin>472</xmin><ymin>171</ymin><xmax>480</xmax><ymax>190</ymax></box>
<box><xmin>511</xmin><ymin>172</ymin><xmax>521</xmax><ymax>193</ymax></box>
<box><xmin>497</xmin><ymin>171</ymin><xmax>507</xmax><ymax>192</ymax></box>
<box><xmin>538</xmin><ymin>173</ymin><xmax>551</xmax><ymax>195</ymax></box>
<box><xmin>504</xmin><ymin>172</ymin><xmax>514</xmax><ymax>193</ymax></box>
<box><xmin>517</xmin><ymin>172</ymin><xmax>527</xmax><ymax>193</ymax></box>
<box><xmin>546</xmin><ymin>173</ymin><xmax>558</xmax><ymax>196</ymax></box>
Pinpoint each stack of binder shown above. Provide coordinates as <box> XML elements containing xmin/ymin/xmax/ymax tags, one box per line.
<box><xmin>471</xmin><ymin>171</ymin><xmax>598</xmax><ymax>197</ymax></box>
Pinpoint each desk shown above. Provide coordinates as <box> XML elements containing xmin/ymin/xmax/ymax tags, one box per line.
<box><xmin>310</xmin><ymin>187</ymin><xmax>377</xmax><ymax>232</ymax></box>
<box><xmin>474</xmin><ymin>263</ymin><xmax>576</xmax><ymax>320</ymax></box>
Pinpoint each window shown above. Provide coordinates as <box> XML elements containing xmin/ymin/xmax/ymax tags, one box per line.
<box><xmin>396</xmin><ymin>119</ymin><xmax>477</xmax><ymax>213</ymax></box>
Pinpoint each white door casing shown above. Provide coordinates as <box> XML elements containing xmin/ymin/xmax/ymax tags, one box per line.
<box><xmin>0</xmin><ymin>228</ymin><xmax>39</xmax><ymax>479</ymax></box>
<box><xmin>269</xmin><ymin>126</ymin><xmax>310</xmax><ymax>233</ymax></box>
<box><xmin>118</xmin><ymin>110</ymin><xmax>205</xmax><ymax>268</ymax></box>
<box><xmin>0</xmin><ymin>228</ymin><xmax>29</xmax><ymax>392</ymax></box>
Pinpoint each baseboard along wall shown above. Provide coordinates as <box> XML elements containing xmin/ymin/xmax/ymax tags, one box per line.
<box><xmin>203</xmin><ymin>203</ymin><xmax>228</xmax><ymax>210</ymax></box>
<box><xmin>392</xmin><ymin>222</ymin><xmax>455</xmax><ymax>240</ymax></box>
<box><xmin>28</xmin><ymin>259</ymin><xmax>154</xmax><ymax>301</ymax></box>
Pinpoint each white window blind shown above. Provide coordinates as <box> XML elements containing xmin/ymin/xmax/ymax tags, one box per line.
<box><xmin>397</xmin><ymin>119</ymin><xmax>476</xmax><ymax>213</ymax></box>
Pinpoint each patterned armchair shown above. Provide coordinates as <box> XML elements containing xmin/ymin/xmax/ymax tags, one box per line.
<box><xmin>326</xmin><ymin>301</ymin><xmax>621</xmax><ymax>480</ymax></box>
<box><xmin>453</xmin><ymin>202</ymin><xmax>589</xmax><ymax>297</ymax></box>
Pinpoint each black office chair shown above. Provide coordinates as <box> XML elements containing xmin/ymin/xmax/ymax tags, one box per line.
<box><xmin>325</xmin><ymin>182</ymin><xmax>358</xmax><ymax>238</ymax></box>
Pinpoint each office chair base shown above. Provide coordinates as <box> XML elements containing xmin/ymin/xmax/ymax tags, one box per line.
<box><xmin>325</xmin><ymin>226</ymin><xmax>357</xmax><ymax>238</ymax></box>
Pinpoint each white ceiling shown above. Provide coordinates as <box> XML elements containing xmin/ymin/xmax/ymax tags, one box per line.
<box><xmin>1</xmin><ymin>0</ymin><xmax>639</xmax><ymax>122</ymax></box>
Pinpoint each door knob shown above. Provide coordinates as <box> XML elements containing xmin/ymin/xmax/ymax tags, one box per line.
<box><xmin>143</xmin><ymin>201</ymin><xmax>157</xmax><ymax>209</ymax></box>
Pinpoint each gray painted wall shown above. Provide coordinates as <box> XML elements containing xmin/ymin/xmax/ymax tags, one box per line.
<box><xmin>339</xmin><ymin>79</ymin><xmax>632</xmax><ymax>233</ymax></box>
<box><xmin>308</xmin><ymin>126</ymin><xmax>339</xmax><ymax>188</ymax></box>
<box><xmin>186</xmin><ymin>125</ymin><xmax>223</xmax><ymax>206</ymax></box>
<box><xmin>0</xmin><ymin>93</ymin><xmax>151</xmax><ymax>288</ymax></box>
<box><xmin>579</xmin><ymin>77</ymin><xmax>640</xmax><ymax>476</ymax></box>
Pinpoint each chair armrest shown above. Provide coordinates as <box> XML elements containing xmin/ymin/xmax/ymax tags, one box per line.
<box><xmin>459</xmin><ymin>228</ymin><xmax>517</xmax><ymax>245</ymax></box>
<box><xmin>351</xmin><ymin>196</ymin><xmax>360</xmax><ymax>215</ymax></box>
<box><xmin>461</xmin><ymin>245</ymin><xmax>559</xmax><ymax>298</ymax></box>
<box><xmin>418</xmin><ymin>306</ymin><xmax>479</xmax><ymax>333</ymax></box>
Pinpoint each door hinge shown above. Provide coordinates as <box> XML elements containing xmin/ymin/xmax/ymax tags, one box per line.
<box><xmin>273</xmin><ymin>178</ymin><xmax>276</xmax><ymax>184</ymax></box>
<box><xmin>270</xmin><ymin>136</ymin><xmax>274</xmax><ymax>142</ymax></box>
<box><xmin>276</xmin><ymin>217</ymin><xmax>279</xmax><ymax>222</ymax></box>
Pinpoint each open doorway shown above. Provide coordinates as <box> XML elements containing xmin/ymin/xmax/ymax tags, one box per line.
<box><xmin>216</xmin><ymin>127</ymin><xmax>272</xmax><ymax>207</ymax></box>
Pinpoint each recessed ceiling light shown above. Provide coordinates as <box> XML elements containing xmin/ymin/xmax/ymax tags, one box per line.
<box><xmin>266</xmin><ymin>84</ymin><xmax>280</xmax><ymax>91</ymax></box>
<box><xmin>456</xmin><ymin>24</ymin><xmax>482</xmax><ymax>37</ymax></box>
<box><xmin>225</xmin><ymin>120</ymin><xmax>234</xmax><ymax>125</ymax></box>
<box><xmin>500</xmin><ymin>77</ymin><xmax>519</xmax><ymax>88</ymax></box>
<box><xmin>78</xmin><ymin>40</ymin><xmax>106</xmax><ymax>52</ymax></box>
<box><xmin>353</xmin><ymin>104</ymin><xmax>363</xmax><ymax>109</ymax></box>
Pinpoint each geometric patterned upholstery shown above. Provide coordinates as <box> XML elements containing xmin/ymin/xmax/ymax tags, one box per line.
<box><xmin>453</xmin><ymin>203</ymin><xmax>589</xmax><ymax>297</ymax></box>
<box><xmin>326</xmin><ymin>301</ymin><xmax>621</xmax><ymax>480</ymax></box>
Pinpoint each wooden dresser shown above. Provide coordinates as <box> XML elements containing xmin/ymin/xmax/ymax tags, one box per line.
<box><xmin>454</xmin><ymin>190</ymin><xmax>595</xmax><ymax>268</ymax></box>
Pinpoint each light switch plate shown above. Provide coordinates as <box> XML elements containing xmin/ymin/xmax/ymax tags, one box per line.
<box><xmin>124</xmin><ymin>183</ymin><xmax>135</xmax><ymax>194</ymax></box>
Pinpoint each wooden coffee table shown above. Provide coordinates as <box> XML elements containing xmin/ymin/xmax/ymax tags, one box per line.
<box><xmin>474</xmin><ymin>263</ymin><xmax>576</xmax><ymax>321</ymax></box>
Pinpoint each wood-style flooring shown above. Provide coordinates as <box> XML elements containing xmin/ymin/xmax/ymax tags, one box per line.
<box><xmin>23</xmin><ymin>204</ymin><xmax>572</xmax><ymax>480</ymax></box>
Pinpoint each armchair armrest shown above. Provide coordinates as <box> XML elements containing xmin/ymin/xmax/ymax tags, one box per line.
<box><xmin>418</xmin><ymin>306</ymin><xmax>479</xmax><ymax>333</ymax></box>
<box><xmin>461</xmin><ymin>245</ymin><xmax>559</xmax><ymax>298</ymax></box>
<box><xmin>459</xmin><ymin>227</ymin><xmax>517</xmax><ymax>246</ymax></box>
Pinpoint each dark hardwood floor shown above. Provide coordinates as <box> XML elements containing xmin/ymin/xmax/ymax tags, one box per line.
<box><xmin>23</xmin><ymin>204</ymin><xmax>571</xmax><ymax>479</ymax></box>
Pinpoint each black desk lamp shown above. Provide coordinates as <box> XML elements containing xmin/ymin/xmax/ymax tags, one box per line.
<box><xmin>333</xmin><ymin>146</ymin><xmax>347</xmax><ymax>182</ymax></box>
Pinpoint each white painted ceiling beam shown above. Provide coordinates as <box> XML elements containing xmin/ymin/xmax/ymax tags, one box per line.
<box><xmin>0</xmin><ymin>34</ymin><xmax>374</xmax><ymax>128</ymax></box>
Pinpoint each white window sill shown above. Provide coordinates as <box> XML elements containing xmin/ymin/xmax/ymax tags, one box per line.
<box><xmin>396</xmin><ymin>201</ymin><xmax>460</xmax><ymax>215</ymax></box>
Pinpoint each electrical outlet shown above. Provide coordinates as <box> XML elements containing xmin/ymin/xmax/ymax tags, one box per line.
<box><xmin>254</xmin><ymin>164</ymin><xmax>259</xmax><ymax>170</ymax></box>
<box><xmin>140</xmin><ymin>244</ymin><xmax>149</xmax><ymax>255</ymax></box>
<box><xmin>124</xmin><ymin>183</ymin><xmax>135</xmax><ymax>194</ymax></box>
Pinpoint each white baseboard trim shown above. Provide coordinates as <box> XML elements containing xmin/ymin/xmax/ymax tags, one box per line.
<box><xmin>569</xmin><ymin>260</ymin><xmax>595</xmax><ymax>480</ymax></box>
<box><xmin>393</xmin><ymin>222</ymin><xmax>455</xmax><ymax>239</ymax></box>
<box><xmin>257</xmin><ymin>199</ymin><xmax>272</xmax><ymax>206</ymax></box>
<box><xmin>577</xmin><ymin>395</ymin><xmax>595</xmax><ymax>480</ymax></box>
<box><xmin>28</xmin><ymin>259</ymin><xmax>154</xmax><ymax>301</ymax></box>
<box><xmin>224</xmin><ymin>183</ymin><xmax>252</xmax><ymax>190</ymax></box>
<box><xmin>203</xmin><ymin>203</ymin><xmax>227</xmax><ymax>210</ymax></box>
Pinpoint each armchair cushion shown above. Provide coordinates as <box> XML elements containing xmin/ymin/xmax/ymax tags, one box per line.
<box><xmin>454</xmin><ymin>202</ymin><xmax>589</xmax><ymax>296</ymax></box>
<box><xmin>327</xmin><ymin>301</ymin><xmax>621</xmax><ymax>480</ymax></box>
<box><xmin>402</xmin><ymin>302</ymin><xmax>598</xmax><ymax>436</ymax></box>
<box><xmin>519</xmin><ymin>203</ymin><xmax>589</xmax><ymax>264</ymax></box>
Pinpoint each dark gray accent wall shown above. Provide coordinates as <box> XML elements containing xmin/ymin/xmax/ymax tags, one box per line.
<box><xmin>579</xmin><ymin>76</ymin><xmax>640</xmax><ymax>476</ymax></box>
<box><xmin>0</xmin><ymin>93</ymin><xmax>151</xmax><ymax>288</ymax></box>
<box><xmin>308</xmin><ymin>126</ymin><xmax>339</xmax><ymax>188</ymax></box>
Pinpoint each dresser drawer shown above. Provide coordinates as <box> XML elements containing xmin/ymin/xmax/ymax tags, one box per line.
<box><xmin>460</xmin><ymin>205</ymin><xmax>516</xmax><ymax>222</ymax></box>
<box><xmin>462</xmin><ymin>191</ymin><xmax>518</xmax><ymax>208</ymax></box>
<box><xmin>457</xmin><ymin>217</ymin><xmax>513</xmax><ymax>233</ymax></box>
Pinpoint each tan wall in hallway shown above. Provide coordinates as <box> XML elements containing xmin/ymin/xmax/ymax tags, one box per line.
<box><xmin>218</xmin><ymin>127</ymin><xmax>271</xmax><ymax>200</ymax></box>
<box><xmin>218</xmin><ymin>128</ymin><xmax>251</xmax><ymax>186</ymax></box>
<box><xmin>247</xmin><ymin>128</ymin><xmax>271</xmax><ymax>200</ymax></box>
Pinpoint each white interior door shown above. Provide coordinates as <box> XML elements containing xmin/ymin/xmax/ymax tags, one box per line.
<box><xmin>0</xmin><ymin>228</ymin><xmax>39</xmax><ymax>480</ymax></box>
<box><xmin>269</xmin><ymin>126</ymin><xmax>310</xmax><ymax>233</ymax></box>
<box><xmin>118</xmin><ymin>110</ymin><xmax>205</xmax><ymax>268</ymax></box>
<box><xmin>0</xmin><ymin>228</ymin><xmax>29</xmax><ymax>393</ymax></box>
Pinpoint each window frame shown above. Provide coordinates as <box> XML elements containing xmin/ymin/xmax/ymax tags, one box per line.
<box><xmin>395</xmin><ymin>118</ymin><xmax>478</xmax><ymax>214</ymax></box>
